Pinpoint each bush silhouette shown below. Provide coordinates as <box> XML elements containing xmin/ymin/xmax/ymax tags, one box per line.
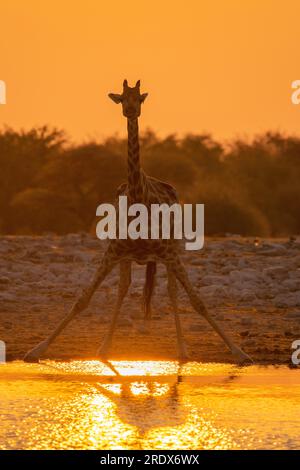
<box><xmin>0</xmin><ymin>126</ymin><xmax>299</xmax><ymax>237</ymax></box>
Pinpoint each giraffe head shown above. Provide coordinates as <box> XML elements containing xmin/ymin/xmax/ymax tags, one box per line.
<box><xmin>109</xmin><ymin>80</ymin><xmax>148</xmax><ymax>119</ymax></box>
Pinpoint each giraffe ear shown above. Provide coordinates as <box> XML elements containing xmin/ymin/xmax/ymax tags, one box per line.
<box><xmin>140</xmin><ymin>93</ymin><xmax>148</xmax><ymax>103</ymax></box>
<box><xmin>108</xmin><ymin>93</ymin><xmax>123</xmax><ymax>104</ymax></box>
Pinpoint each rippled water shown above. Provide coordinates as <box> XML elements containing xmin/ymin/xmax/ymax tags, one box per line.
<box><xmin>0</xmin><ymin>361</ymin><xmax>299</xmax><ymax>450</ymax></box>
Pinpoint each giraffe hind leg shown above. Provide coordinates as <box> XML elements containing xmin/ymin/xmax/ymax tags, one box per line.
<box><xmin>171</xmin><ymin>258</ymin><xmax>253</xmax><ymax>365</ymax></box>
<box><xmin>143</xmin><ymin>261</ymin><xmax>156</xmax><ymax>320</ymax></box>
<box><xmin>139</xmin><ymin>261</ymin><xmax>156</xmax><ymax>334</ymax></box>
<box><xmin>167</xmin><ymin>267</ymin><xmax>188</xmax><ymax>362</ymax></box>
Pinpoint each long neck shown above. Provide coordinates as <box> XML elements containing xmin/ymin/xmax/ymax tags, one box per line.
<box><xmin>127</xmin><ymin>118</ymin><xmax>144</xmax><ymax>203</ymax></box>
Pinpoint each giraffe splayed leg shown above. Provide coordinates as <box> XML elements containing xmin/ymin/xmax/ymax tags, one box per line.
<box><xmin>24</xmin><ymin>253</ymin><xmax>117</xmax><ymax>363</ymax></box>
<box><xmin>139</xmin><ymin>261</ymin><xmax>156</xmax><ymax>334</ymax></box>
<box><xmin>167</xmin><ymin>267</ymin><xmax>188</xmax><ymax>361</ymax></box>
<box><xmin>97</xmin><ymin>261</ymin><xmax>131</xmax><ymax>357</ymax></box>
<box><xmin>169</xmin><ymin>257</ymin><xmax>253</xmax><ymax>365</ymax></box>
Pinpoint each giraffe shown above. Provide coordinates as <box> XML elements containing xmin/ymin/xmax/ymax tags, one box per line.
<box><xmin>24</xmin><ymin>80</ymin><xmax>252</xmax><ymax>364</ymax></box>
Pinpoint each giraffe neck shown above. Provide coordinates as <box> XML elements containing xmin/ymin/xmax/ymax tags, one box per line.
<box><xmin>127</xmin><ymin>118</ymin><xmax>146</xmax><ymax>203</ymax></box>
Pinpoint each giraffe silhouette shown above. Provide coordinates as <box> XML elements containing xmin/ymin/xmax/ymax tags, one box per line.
<box><xmin>24</xmin><ymin>80</ymin><xmax>252</xmax><ymax>364</ymax></box>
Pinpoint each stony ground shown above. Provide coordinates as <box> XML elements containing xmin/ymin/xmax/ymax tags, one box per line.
<box><xmin>0</xmin><ymin>234</ymin><xmax>300</xmax><ymax>363</ymax></box>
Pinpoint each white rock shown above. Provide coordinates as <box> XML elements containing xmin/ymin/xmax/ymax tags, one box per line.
<box><xmin>282</xmin><ymin>279</ymin><xmax>300</xmax><ymax>292</ymax></box>
<box><xmin>289</xmin><ymin>270</ymin><xmax>300</xmax><ymax>279</ymax></box>
<box><xmin>201</xmin><ymin>275</ymin><xmax>228</xmax><ymax>286</ymax></box>
<box><xmin>274</xmin><ymin>294</ymin><xmax>299</xmax><ymax>308</ymax></box>
<box><xmin>73</xmin><ymin>252</ymin><xmax>94</xmax><ymax>263</ymax></box>
<box><xmin>238</xmin><ymin>290</ymin><xmax>257</xmax><ymax>302</ymax></box>
<box><xmin>263</xmin><ymin>266</ymin><xmax>289</xmax><ymax>279</ymax></box>
<box><xmin>259</xmin><ymin>245</ymin><xmax>287</xmax><ymax>256</ymax></box>
<box><xmin>0</xmin><ymin>292</ymin><xmax>17</xmax><ymax>301</ymax></box>
<box><xmin>199</xmin><ymin>285</ymin><xmax>228</xmax><ymax>298</ymax></box>
<box><xmin>229</xmin><ymin>270</ymin><xmax>242</xmax><ymax>282</ymax></box>
<box><xmin>229</xmin><ymin>269</ymin><xmax>260</xmax><ymax>283</ymax></box>
<box><xmin>238</xmin><ymin>259</ymin><xmax>248</xmax><ymax>269</ymax></box>
<box><xmin>221</xmin><ymin>265</ymin><xmax>235</xmax><ymax>275</ymax></box>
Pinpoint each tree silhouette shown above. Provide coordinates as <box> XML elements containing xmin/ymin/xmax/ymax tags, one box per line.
<box><xmin>0</xmin><ymin>126</ymin><xmax>299</xmax><ymax>236</ymax></box>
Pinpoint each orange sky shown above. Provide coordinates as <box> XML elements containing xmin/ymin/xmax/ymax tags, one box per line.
<box><xmin>1</xmin><ymin>0</ymin><xmax>300</xmax><ymax>142</ymax></box>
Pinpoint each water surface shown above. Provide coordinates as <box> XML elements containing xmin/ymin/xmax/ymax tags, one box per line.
<box><xmin>0</xmin><ymin>361</ymin><xmax>299</xmax><ymax>450</ymax></box>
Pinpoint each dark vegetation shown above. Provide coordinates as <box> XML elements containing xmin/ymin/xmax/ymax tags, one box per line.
<box><xmin>0</xmin><ymin>126</ymin><xmax>299</xmax><ymax>236</ymax></box>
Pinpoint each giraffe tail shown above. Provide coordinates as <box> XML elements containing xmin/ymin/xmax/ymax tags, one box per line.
<box><xmin>143</xmin><ymin>261</ymin><xmax>157</xmax><ymax>320</ymax></box>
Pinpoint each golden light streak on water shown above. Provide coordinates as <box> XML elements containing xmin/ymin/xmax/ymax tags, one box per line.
<box><xmin>0</xmin><ymin>361</ymin><xmax>299</xmax><ymax>450</ymax></box>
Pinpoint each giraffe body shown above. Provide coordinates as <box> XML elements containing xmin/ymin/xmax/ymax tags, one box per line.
<box><xmin>24</xmin><ymin>80</ymin><xmax>253</xmax><ymax>365</ymax></box>
<box><xmin>108</xmin><ymin>172</ymin><xmax>180</xmax><ymax>266</ymax></box>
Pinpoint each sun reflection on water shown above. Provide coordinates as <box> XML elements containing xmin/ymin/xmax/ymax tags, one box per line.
<box><xmin>0</xmin><ymin>360</ymin><xmax>300</xmax><ymax>450</ymax></box>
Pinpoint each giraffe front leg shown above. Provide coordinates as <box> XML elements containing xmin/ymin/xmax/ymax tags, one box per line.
<box><xmin>24</xmin><ymin>253</ymin><xmax>116</xmax><ymax>363</ymax></box>
<box><xmin>167</xmin><ymin>267</ymin><xmax>188</xmax><ymax>362</ymax></box>
<box><xmin>171</xmin><ymin>258</ymin><xmax>253</xmax><ymax>365</ymax></box>
<box><xmin>143</xmin><ymin>261</ymin><xmax>156</xmax><ymax>319</ymax></box>
<box><xmin>140</xmin><ymin>261</ymin><xmax>156</xmax><ymax>334</ymax></box>
<box><xmin>97</xmin><ymin>261</ymin><xmax>132</xmax><ymax>358</ymax></box>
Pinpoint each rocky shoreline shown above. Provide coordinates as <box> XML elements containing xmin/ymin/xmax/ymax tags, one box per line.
<box><xmin>0</xmin><ymin>234</ymin><xmax>299</xmax><ymax>363</ymax></box>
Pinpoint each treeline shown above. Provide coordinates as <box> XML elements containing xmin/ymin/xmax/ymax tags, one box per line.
<box><xmin>0</xmin><ymin>126</ymin><xmax>299</xmax><ymax>236</ymax></box>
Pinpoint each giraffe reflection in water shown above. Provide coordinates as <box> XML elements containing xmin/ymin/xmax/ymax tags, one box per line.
<box><xmin>88</xmin><ymin>362</ymin><xmax>240</xmax><ymax>448</ymax></box>
<box><xmin>95</xmin><ymin>376</ymin><xmax>186</xmax><ymax>436</ymax></box>
<box><xmin>2</xmin><ymin>361</ymin><xmax>299</xmax><ymax>450</ymax></box>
